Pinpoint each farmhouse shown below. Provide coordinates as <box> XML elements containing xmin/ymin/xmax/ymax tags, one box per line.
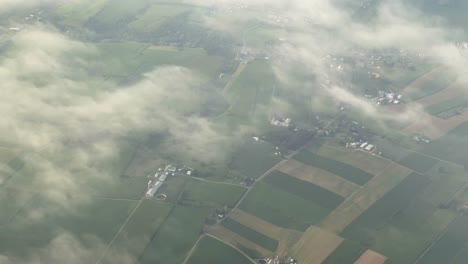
<box><xmin>365</xmin><ymin>144</ymin><xmax>375</xmax><ymax>151</ymax></box>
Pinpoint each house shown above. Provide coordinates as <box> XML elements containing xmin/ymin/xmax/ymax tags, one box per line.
<box><xmin>159</xmin><ymin>174</ymin><xmax>167</xmax><ymax>182</ymax></box>
<box><xmin>365</xmin><ymin>144</ymin><xmax>375</xmax><ymax>151</ymax></box>
<box><xmin>360</xmin><ymin>142</ymin><xmax>369</xmax><ymax>148</ymax></box>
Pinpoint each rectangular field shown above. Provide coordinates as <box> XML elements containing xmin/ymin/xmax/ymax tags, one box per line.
<box><xmin>277</xmin><ymin>159</ymin><xmax>359</xmax><ymax>198</ymax></box>
<box><xmin>178</xmin><ymin>178</ymin><xmax>246</xmax><ymax>208</ymax></box>
<box><xmin>229</xmin><ymin>141</ymin><xmax>282</xmax><ymax>179</ymax></box>
<box><xmin>321</xmin><ymin>163</ymin><xmax>413</xmax><ymax>233</ymax></box>
<box><xmin>291</xmin><ymin>225</ymin><xmax>344</xmax><ymax>264</ymax></box>
<box><xmin>317</xmin><ymin>145</ymin><xmax>390</xmax><ymax>175</ymax></box>
<box><xmin>322</xmin><ymin>239</ymin><xmax>367</xmax><ymax>264</ymax></box>
<box><xmin>294</xmin><ymin>150</ymin><xmax>373</xmax><ymax>185</ymax></box>
<box><xmin>222</xmin><ymin>218</ymin><xmax>278</xmax><ymax>252</ymax></box>
<box><xmin>239</xmin><ymin>182</ymin><xmax>330</xmax><ymax>231</ymax></box>
<box><xmin>354</xmin><ymin>249</ymin><xmax>387</xmax><ymax>264</ymax></box>
<box><xmin>264</xmin><ymin>170</ymin><xmax>344</xmax><ymax>209</ymax></box>
<box><xmin>210</xmin><ymin>226</ymin><xmax>272</xmax><ymax>257</ymax></box>
<box><xmin>342</xmin><ymin>172</ymin><xmax>430</xmax><ymax>240</ymax></box>
<box><xmin>138</xmin><ymin>206</ymin><xmax>209</xmax><ymax>264</ymax></box>
<box><xmin>398</xmin><ymin>152</ymin><xmax>439</xmax><ymax>173</ymax></box>
<box><xmin>101</xmin><ymin>200</ymin><xmax>172</xmax><ymax>263</ymax></box>
<box><xmin>187</xmin><ymin>236</ymin><xmax>253</xmax><ymax>264</ymax></box>
<box><xmin>415</xmin><ymin>213</ymin><xmax>468</xmax><ymax>264</ymax></box>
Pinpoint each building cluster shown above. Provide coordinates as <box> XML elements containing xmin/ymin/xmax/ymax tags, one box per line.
<box><xmin>412</xmin><ymin>135</ymin><xmax>432</xmax><ymax>143</ymax></box>
<box><xmin>258</xmin><ymin>256</ymin><xmax>297</xmax><ymax>264</ymax></box>
<box><xmin>271</xmin><ymin>117</ymin><xmax>292</xmax><ymax>128</ymax></box>
<box><xmin>367</xmin><ymin>90</ymin><xmax>403</xmax><ymax>105</ymax></box>
<box><xmin>145</xmin><ymin>164</ymin><xmax>193</xmax><ymax>198</ymax></box>
<box><xmin>346</xmin><ymin>141</ymin><xmax>376</xmax><ymax>152</ymax></box>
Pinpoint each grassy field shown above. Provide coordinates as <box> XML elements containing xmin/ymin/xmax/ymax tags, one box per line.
<box><xmin>265</xmin><ymin>171</ymin><xmax>344</xmax><ymax>209</ymax></box>
<box><xmin>321</xmin><ymin>163</ymin><xmax>413</xmax><ymax>234</ymax></box>
<box><xmin>419</xmin><ymin>122</ymin><xmax>468</xmax><ymax>166</ymax></box>
<box><xmin>229</xmin><ymin>141</ymin><xmax>282</xmax><ymax>179</ymax></box>
<box><xmin>406</xmin><ymin>70</ymin><xmax>457</xmax><ymax>101</ymax></box>
<box><xmin>294</xmin><ymin>150</ymin><xmax>373</xmax><ymax>185</ymax></box>
<box><xmin>398</xmin><ymin>152</ymin><xmax>439</xmax><ymax>173</ymax></box>
<box><xmin>322</xmin><ymin>239</ymin><xmax>367</xmax><ymax>264</ymax></box>
<box><xmin>239</xmin><ymin>182</ymin><xmax>330</xmax><ymax>231</ymax></box>
<box><xmin>100</xmin><ymin>200</ymin><xmax>172</xmax><ymax>263</ymax></box>
<box><xmin>291</xmin><ymin>225</ymin><xmax>344</xmax><ymax>264</ymax></box>
<box><xmin>56</xmin><ymin>0</ymin><xmax>110</xmax><ymax>26</ymax></box>
<box><xmin>317</xmin><ymin>144</ymin><xmax>391</xmax><ymax>175</ymax></box>
<box><xmin>277</xmin><ymin>159</ymin><xmax>359</xmax><ymax>198</ymax></box>
<box><xmin>223</xmin><ymin>60</ymin><xmax>276</xmax><ymax>120</ymax></box>
<box><xmin>342</xmin><ymin>173</ymin><xmax>430</xmax><ymax>240</ymax></box>
<box><xmin>187</xmin><ymin>236</ymin><xmax>253</xmax><ymax>264</ymax></box>
<box><xmin>0</xmin><ymin>195</ymin><xmax>138</xmax><ymax>261</ymax></box>
<box><xmin>425</xmin><ymin>94</ymin><xmax>468</xmax><ymax>117</ymax></box>
<box><xmin>178</xmin><ymin>178</ymin><xmax>246</xmax><ymax>208</ymax></box>
<box><xmin>129</xmin><ymin>4</ymin><xmax>192</xmax><ymax>34</ymax></box>
<box><xmin>138</xmin><ymin>206</ymin><xmax>209</xmax><ymax>264</ymax></box>
<box><xmin>222</xmin><ymin>218</ymin><xmax>278</xmax><ymax>252</ymax></box>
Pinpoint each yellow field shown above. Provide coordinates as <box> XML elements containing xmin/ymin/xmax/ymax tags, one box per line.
<box><xmin>210</xmin><ymin>225</ymin><xmax>273</xmax><ymax>256</ymax></box>
<box><xmin>354</xmin><ymin>249</ymin><xmax>387</xmax><ymax>264</ymax></box>
<box><xmin>317</xmin><ymin>145</ymin><xmax>390</xmax><ymax>175</ymax></box>
<box><xmin>229</xmin><ymin>209</ymin><xmax>302</xmax><ymax>256</ymax></box>
<box><xmin>277</xmin><ymin>159</ymin><xmax>359</xmax><ymax>198</ymax></box>
<box><xmin>321</xmin><ymin>163</ymin><xmax>413</xmax><ymax>233</ymax></box>
<box><xmin>291</xmin><ymin>225</ymin><xmax>343</xmax><ymax>264</ymax></box>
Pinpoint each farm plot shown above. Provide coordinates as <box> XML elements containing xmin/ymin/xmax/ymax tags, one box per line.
<box><xmin>398</xmin><ymin>152</ymin><xmax>439</xmax><ymax>173</ymax></box>
<box><xmin>100</xmin><ymin>200</ymin><xmax>172</xmax><ymax>263</ymax></box>
<box><xmin>222</xmin><ymin>218</ymin><xmax>279</xmax><ymax>252</ymax></box>
<box><xmin>229</xmin><ymin>141</ymin><xmax>282</xmax><ymax>179</ymax></box>
<box><xmin>322</xmin><ymin>239</ymin><xmax>367</xmax><ymax>264</ymax></box>
<box><xmin>0</xmin><ymin>195</ymin><xmax>138</xmax><ymax>262</ymax></box>
<box><xmin>56</xmin><ymin>0</ymin><xmax>109</xmax><ymax>26</ymax></box>
<box><xmin>277</xmin><ymin>159</ymin><xmax>359</xmax><ymax>198</ymax></box>
<box><xmin>354</xmin><ymin>249</ymin><xmax>387</xmax><ymax>264</ymax></box>
<box><xmin>419</xmin><ymin>122</ymin><xmax>468</xmax><ymax>166</ymax></box>
<box><xmin>424</xmin><ymin>89</ymin><xmax>468</xmax><ymax>117</ymax></box>
<box><xmin>138</xmin><ymin>206</ymin><xmax>209</xmax><ymax>264</ymax></box>
<box><xmin>342</xmin><ymin>172</ymin><xmax>430</xmax><ymax>240</ymax></box>
<box><xmin>317</xmin><ymin>145</ymin><xmax>390</xmax><ymax>175</ymax></box>
<box><xmin>128</xmin><ymin>4</ymin><xmax>192</xmax><ymax>34</ymax></box>
<box><xmin>415</xmin><ymin>213</ymin><xmax>468</xmax><ymax>264</ymax></box>
<box><xmin>294</xmin><ymin>150</ymin><xmax>373</xmax><ymax>185</ymax></box>
<box><xmin>178</xmin><ymin>178</ymin><xmax>246</xmax><ymax>208</ymax></box>
<box><xmin>187</xmin><ymin>236</ymin><xmax>253</xmax><ymax>264</ymax></box>
<box><xmin>210</xmin><ymin>226</ymin><xmax>272</xmax><ymax>257</ymax></box>
<box><xmin>264</xmin><ymin>171</ymin><xmax>344</xmax><ymax>209</ymax></box>
<box><xmin>321</xmin><ymin>163</ymin><xmax>413</xmax><ymax>233</ymax></box>
<box><xmin>291</xmin><ymin>225</ymin><xmax>344</xmax><ymax>264</ymax></box>
<box><xmin>239</xmin><ymin>182</ymin><xmax>331</xmax><ymax>231</ymax></box>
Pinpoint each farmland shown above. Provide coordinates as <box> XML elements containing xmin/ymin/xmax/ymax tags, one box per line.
<box><xmin>398</xmin><ymin>152</ymin><xmax>439</xmax><ymax>173</ymax></box>
<box><xmin>239</xmin><ymin>182</ymin><xmax>331</xmax><ymax>231</ymax></box>
<box><xmin>294</xmin><ymin>150</ymin><xmax>374</xmax><ymax>185</ymax></box>
<box><xmin>187</xmin><ymin>236</ymin><xmax>253</xmax><ymax>264</ymax></box>
<box><xmin>322</xmin><ymin>239</ymin><xmax>367</xmax><ymax>264</ymax></box>
<box><xmin>138</xmin><ymin>206</ymin><xmax>209</xmax><ymax>264</ymax></box>
<box><xmin>264</xmin><ymin>171</ymin><xmax>344</xmax><ymax>209</ymax></box>
<box><xmin>222</xmin><ymin>218</ymin><xmax>279</xmax><ymax>252</ymax></box>
<box><xmin>179</xmin><ymin>178</ymin><xmax>246</xmax><ymax>208</ymax></box>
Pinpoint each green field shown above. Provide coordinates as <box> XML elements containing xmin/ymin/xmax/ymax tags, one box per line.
<box><xmin>398</xmin><ymin>152</ymin><xmax>439</xmax><ymax>173</ymax></box>
<box><xmin>222</xmin><ymin>218</ymin><xmax>278</xmax><ymax>252</ymax></box>
<box><xmin>407</xmin><ymin>71</ymin><xmax>457</xmax><ymax>101</ymax></box>
<box><xmin>265</xmin><ymin>171</ymin><xmax>344</xmax><ymax>209</ymax></box>
<box><xmin>322</xmin><ymin>239</ymin><xmax>366</xmax><ymax>264</ymax></box>
<box><xmin>56</xmin><ymin>0</ymin><xmax>110</xmax><ymax>26</ymax></box>
<box><xmin>229</xmin><ymin>141</ymin><xmax>282</xmax><ymax>179</ymax></box>
<box><xmin>139</xmin><ymin>206</ymin><xmax>209</xmax><ymax>264</ymax></box>
<box><xmin>101</xmin><ymin>200</ymin><xmax>172</xmax><ymax>263</ymax></box>
<box><xmin>425</xmin><ymin>94</ymin><xmax>468</xmax><ymax>118</ymax></box>
<box><xmin>0</xmin><ymin>195</ymin><xmax>138</xmax><ymax>261</ymax></box>
<box><xmin>129</xmin><ymin>4</ymin><xmax>192</xmax><ymax>34</ymax></box>
<box><xmin>187</xmin><ymin>236</ymin><xmax>252</xmax><ymax>264</ymax></box>
<box><xmin>224</xmin><ymin>60</ymin><xmax>276</xmax><ymax>120</ymax></box>
<box><xmin>415</xmin><ymin>214</ymin><xmax>468</xmax><ymax>264</ymax></box>
<box><xmin>419</xmin><ymin>122</ymin><xmax>468</xmax><ymax>166</ymax></box>
<box><xmin>239</xmin><ymin>182</ymin><xmax>331</xmax><ymax>231</ymax></box>
<box><xmin>342</xmin><ymin>173</ymin><xmax>430</xmax><ymax>240</ymax></box>
<box><xmin>294</xmin><ymin>150</ymin><xmax>373</xmax><ymax>185</ymax></box>
<box><xmin>179</xmin><ymin>178</ymin><xmax>246</xmax><ymax>208</ymax></box>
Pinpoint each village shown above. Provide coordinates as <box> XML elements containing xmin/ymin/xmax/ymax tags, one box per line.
<box><xmin>145</xmin><ymin>164</ymin><xmax>193</xmax><ymax>199</ymax></box>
